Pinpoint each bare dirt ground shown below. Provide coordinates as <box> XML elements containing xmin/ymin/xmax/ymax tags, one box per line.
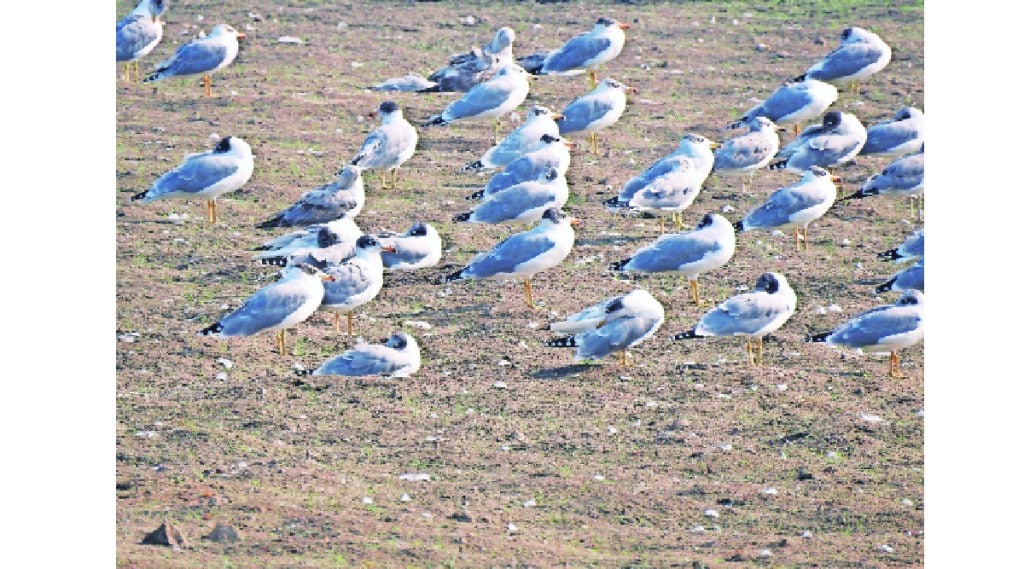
<box><xmin>116</xmin><ymin>1</ymin><xmax>924</xmax><ymax>566</ymax></box>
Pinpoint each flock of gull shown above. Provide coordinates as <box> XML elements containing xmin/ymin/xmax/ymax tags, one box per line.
<box><xmin>118</xmin><ymin>1</ymin><xmax>924</xmax><ymax>379</ymax></box>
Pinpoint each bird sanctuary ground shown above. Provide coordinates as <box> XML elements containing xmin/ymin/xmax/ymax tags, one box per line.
<box><xmin>117</xmin><ymin>1</ymin><xmax>924</xmax><ymax>566</ymax></box>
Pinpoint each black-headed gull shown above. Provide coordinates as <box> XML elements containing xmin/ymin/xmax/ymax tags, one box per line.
<box><xmin>860</xmin><ymin>107</ymin><xmax>924</xmax><ymax>158</ymax></box>
<box><xmin>255</xmin><ymin>217</ymin><xmax>363</xmax><ymax>267</ymax></box>
<box><xmin>611</xmin><ymin>213</ymin><xmax>736</xmax><ymax>305</ymax></box>
<box><xmin>468</xmin><ymin>133</ymin><xmax>574</xmax><ymax>200</ymax></box>
<box><xmin>544</xmin><ymin>289</ymin><xmax>665</xmax><ymax>365</ymax></box>
<box><xmin>376</xmin><ymin>222</ymin><xmax>444</xmax><ymax>271</ymax></box>
<box><xmin>454</xmin><ymin>168</ymin><xmax>567</xmax><ymax>225</ymax></box>
<box><xmin>198</xmin><ymin>263</ymin><xmax>334</xmax><ymax>356</ymax></box>
<box><xmin>673</xmin><ymin>272</ymin><xmax>797</xmax><ymax>366</ymax></box>
<box><xmin>351</xmin><ymin>101</ymin><xmax>419</xmax><ymax>190</ymax></box>
<box><xmin>444</xmin><ymin>208</ymin><xmax>578</xmax><ymax>308</ymax></box>
<box><xmin>769</xmin><ymin>111</ymin><xmax>866</xmax><ymax>173</ymax></box>
<box><xmin>131</xmin><ymin>136</ymin><xmax>254</xmax><ymax>223</ymax></box>
<box><xmin>809</xmin><ymin>290</ymin><xmax>923</xmax><ymax>378</ymax></box>
<box><xmin>143</xmin><ymin>23</ymin><xmax>246</xmax><ymax>97</ymax></box>
<box><xmin>321</xmin><ymin>235</ymin><xmax>395</xmax><ymax>336</ymax></box>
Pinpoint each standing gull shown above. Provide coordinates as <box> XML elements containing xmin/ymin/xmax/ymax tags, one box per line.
<box><xmin>809</xmin><ymin>290</ymin><xmax>923</xmax><ymax>378</ymax></box>
<box><xmin>556</xmin><ymin>78</ymin><xmax>636</xmax><ymax>154</ymax></box>
<box><xmin>625</xmin><ymin>155</ymin><xmax>710</xmax><ymax>231</ymax></box>
<box><xmin>143</xmin><ymin>23</ymin><xmax>246</xmax><ymax>97</ymax></box>
<box><xmin>712</xmin><ymin>116</ymin><xmax>782</xmax><ymax>189</ymax></box>
<box><xmin>539</xmin><ymin>17</ymin><xmax>630</xmax><ymax>89</ymax></box>
<box><xmin>422</xmin><ymin>27</ymin><xmax>516</xmax><ymax>93</ymax></box>
<box><xmin>461</xmin><ymin>105</ymin><xmax>563</xmax><ymax>172</ymax></box>
<box><xmin>303</xmin><ymin>332</ymin><xmax>422</xmax><ymax>378</ymax></box>
<box><xmin>798</xmin><ymin>26</ymin><xmax>892</xmax><ymax>94</ymax></box>
<box><xmin>198</xmin><ymin>263</ymin><xmax>335</xmax><ymax>356</ymax></box>
<box><xmin>604</xmin><ymin>133</ymin><xmax>718</xmax><ymax>212</ymax></box>
<box><xmin>351</xmin><ymin>101</ymin><xmax>418</xmax><ymax>190</ymax></box>
<box><xmin>376</xmin><ymin>222</ymin><xmax>444</xmax><ymax>271</ymax></box>
<box><xmin>468</xmin><ymin>133</ymin><xmax>575</xmax><ymax>200</ymax></box>
<box><xmin>423</xmin><ymin>64</ymin><xmax>532</xmax><ymax>142</ymax></box>
<box><xmin>444</xmin><ymin>208</ymin><xmax>578</xmax><ymax>309</ymax></box>
<box><xmin>610</xmin><ymin>213</ymin><xmax>736</xmax><ymax>306</ymax></box>
<box><xmin>321</xmin><ymin>235</ymin><xmax>395</xmax><ymax>336</ymax></box>
<box><xmin>860</xmin><ymin>107</ymin><xmax>925</xmax><ymax>158</ymax></box>
<box><xmin>769</xmin><ymin>111</ymin><xmax>866</xmax><ymax>173</ymax></box>
<box><xmin>672</xmin><ymin>272</ymin><xmax>798</xmax><ymax>366</ymax></box>
<box><xmin>544</xmin><ymin>289</ymin><xmax>665</xmax><ymax>365</ymax></box>
<box><xmin>116</xmin><ymin>0</ymin><xmax>167</xmax><ymax>82</ymax></box>
<box><xmin>838</xmin><ymin>149</ymin><xmax>924</xmax><ymax>218</ymax></box>
<box><xmin>258</xmin><ymin>164</ymin><xmax>365</xmax><ymax>228</ymax></box>
<box><xmin>131</xmin><ymin>136</ymin><xmax>254</xmax><ymax>223</ymax></box>
<box><xmin>734</xmin><ymin>166</ymin><xmax>840</xmax><ymax>251</ymax></box>
<box><xmin>454</xmin><ymin>168</ymin><xmax>568</xmax><ymax>226</ymax></box>
<box><xmin>729</xmin><ymin>77</ymin><xmax>837</xmax><ymax>135</ymax></box>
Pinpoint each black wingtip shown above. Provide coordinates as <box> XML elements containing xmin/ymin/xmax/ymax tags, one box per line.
<box><xmin>422</xmin><ymin>115</ymin><xmax>447</xmax><ymax>127</ymax></box>
<box><xmin>792</xmin><ymin>73</ymin><xmax>807</xmax><ymax>83</ymax></box>
<box><xmin>260</xmin><ymin>256</ymin><xmax>289</xmax><ymax>267</ymax></box>
<box><xmin>416</xmin><ymin>84</ymin><xmax>443</xmax><ymax>93</ymax></box>
<box><xmin>726</xmin><ymin>119</ymin><xmax>745</xmax><ymax>130</ymax></box>
<box><xmin>836</xmin><ymin>190</ymin><xmax>867</xmax><ymax>203</ymax></box>
<box><xmin>671</xmin><ymin>329</ymin><xmax>700</xmax><ymax>341</ymax></box>
<box><xmin>294</xmin><ymin>368</ymin><xmax>314</xmax><ymax>377</ymax></box>
<box><xmin>465</xmin><ymin>189</ymin><xmax>485</xmax><ymax>200</ymax></box>
<box><xmin>442</xmin><ymin>268</ymin><xmax>466</xmax><ymax>283</ymax></box>
<box><xmin>545</xmin><ymin>335</ymin><xmax>578</xmax><ymax>348</ymax></box>
<box><xmin>878</xmin><ymin>248</ymin><xmax>901</xmax><ymax>262</ymax></box>
<box><xmin>198</xmin><ymin>322</ymin><xmax>223</xmax><ymax>336</ymax></box>
<box><xmin>130</xmin><ymin>189</ymin><xmax>149</xmax><ymax>202</ymax></box>
<box><xmin>807</xmin><ymin>331</ymin><xmax>831</xmax><ymax>343</ymax></box>
<box><xmin>460</xmin><ymin>160</ymin><xmax>485</xmax><ymax>173</ymax></box>
<box><xmin>768</xmin><ymin>160</ymin><xmax>788</xmax><ymax>171</ymax></box>
<box><xmin>875</xmin><ymin>277</ymin><xmax>896</xmax><ymax>294</ymax></box>
<box><xmin>257</xmin><ymin>216</ymin><xmax>286</xmax><ymax>229</ymax></box>
<box><xmin>733</xmin><ymin>220</ymin><xmax>745</xmax><ymax>232</ymax></box>
<box><xmin>453</xmin><ymin>212</ymin><xmax>471</xmax><ymax>222</ymax></box>
<box><xmin>609</xmin><ymin>258</ymin><xmax>630</xmax><ymax>272</ymax></box>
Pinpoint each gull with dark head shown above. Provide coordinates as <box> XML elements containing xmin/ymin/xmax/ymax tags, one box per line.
<box><xmin>454</xmin><ymin>168</ymin><xmax>567</xmax><ymax>226</ymax></box>
<box><xmin>861</xmin><ymin>107</ymin><xmax>924</xmax><ymax>158</ymax></box>
<box><xmin>809</xmin><ymin>290</ymin><xmax>923</xmax><ymax>378</ymax></box>
<box><xmin>131</xmin><ymin>135</ymin><xmax>254</xmax><ymax>223</ymax></box>
<box><xmin>376</xmin><ymin>222</ymin><xmax>444</xmax><ymax>271</ymax></box>
<box><xmin>673</xmin><ymin>272</ymin><xmax>797</xmax><ymax>366</ymax></box>
<box><xmin>321</xmin><ymin>235</ymin><xmax>395</xmax><ymax>336</ymax></box>
<box><xmin>461</xmin><ymin>105</ymin><xmax>563</xmax><ymax>172</ymax></box>
<box><xmin>769</xmin><ymin>111</ymin><xmax>866</xmax><ymax>173</ymax></box>
<box><xmin>351</xmin><ymin>101</ymin><xmax>418</xmax><ymax>190</ymax></box>
<box><xmin>545</xmin><ymin>289</ymin><xmax>665</xmax><ymax>366</ymax></box>
<box><xmin>610</xmin><ymin>213</ymin><xmax>736</xmax><ymax>306</ymax></box>
<box><xmin>468</xmin><ymin>133</ymin><xmax>575</xmax><ymax>200</ymax></box>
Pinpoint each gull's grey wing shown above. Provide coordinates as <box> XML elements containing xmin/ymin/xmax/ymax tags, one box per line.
<box><xmin>556</xmin><ymin>97</ymin><xmax>615</xmax><ymax>134</ymax></box>
<box><xmin>445</xmin><ymin>80</ymin><xmax>517</xmax><ymax>120</ymax></box>
<box><xmin>116</xmin><ymin>15</ymin><xmax>160</xmax><ymax>61</ymax></box>
<box><xmin>808</xmin><ymin>43</ymin><xmax>887</xmax><ymax>81</ymax></box>
<box><xmin>466</xmin><ymin>233</ymin><xmax>556</xmax><ymax>278</ymax></box>
<box><xmin>713</xmin><ymin>134</ymin><xmax>775</xmax><ymax>171</ymax></box>
<box><xmin>323</xmin><ymin>262</ymin><xmax>375</xmax><ymax>305</ymax></box>
<box><xmin>315</xmin><ymin>345</ymin><xmax>402</xmax><ymax>376</ymax></box>
<box><xmin>828</xmin><ymin>309</ymin><xmax>921</xmax><ymax>348</ymax></box>
<box><xmin>697</xmin><ymin>293</ymin><xmax>786</xmax><ymax>336</ymax></box>
<box><xmin>752</xmin><ymin>85</ymin><xmax>815</xmax><ymax>122</ymax></box>
<box><xmin>483</xmin><ymin>154</ymin><xmax>552</xmax><ymax>195</ymax></box>
<box><xmin>543</xmin><ymin>35</ymin><xmax>612</xmax><ymax>73</ymax></box>
<box><xmin>155</xmin><ymin>40</ymin><xmax>228</xmax><ymax>75</ymax></box>
<box><xmin>217</xmin><ymin>283</ymin><xmax>316</xmax><ymax>336</ymax></box>
<box><xmin>743</xmin><ymin>187</ymin><xmax>823</xmax><ymax>228</ymax></box>
<box><xmin>861</xmin><ymin>121</ymin><xmax>922</xmax><ymax>155</ymax></box>
<box><xmin>146</xmin><ymin>153</ymin><xmax>240</xmax><ymax>199</ymax></box>
<box><xmin>575</xmin><ymin>315</ymin><xmax>657</xmax><ymax>360</ymax></box>
<box><xmin>628</xmin><ymin>234</ymin><xmax>723</xmax><ymax>272</ymax></box>
<box><xmin>471</xmin><ymin>187</ymin><xmax>557</xmax><ymax>223</ymax></box>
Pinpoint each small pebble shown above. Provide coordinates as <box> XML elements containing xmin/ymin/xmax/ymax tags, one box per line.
<box><xmin>761</xmin><ymin>487</ymin><xmax>778</xmax><ymax>495</ymax></box>
<box><xmin>524</xmin><ymin>499</ymin><xmax>536</xmax><ymax>507</ymax></box>
<box><xmin>400</xmin><ymin>493</ymin><xmax>411</xmax><ymax>502</ymax></box>
<box><xmin>399</xmin><ymin>473</ymin><xmax>431</xmax><ymax>482</ymax></box>
<box><xmin>215</xmin><ymin>372</ymin><xmax>228</xmax><ymax>380</ymax></box>
<box><xmin>879</xmin><ymin>544</ymin><xmax>894</xmax><ymax>553</ymax></box>
<box><xmin>802</xmin><ymin>530</ymin><xmax>813</xmax><ymax>538</ymax></box>
<box><xmin>721</xmin><ymin>204</ymin><xmax>736</xmax><ymax>213</ymax></box>
<box><xmin>216</xmin><ymin>358</ymin><xmax>233</xmax><ymax>369</ymax></box>
<box><xmin>362</xmin><ymin>497</ymin><xmax>373</xmax><ymax>505</ymax></box>
<box><xmin>704</xmin><ymin>509</ymin><xmax>719</xmax><ymax>518</ymax></box>
<box><xmin>277</xmin><ymin>36</ymin><xmax>303</xmax><ymax>44</ymax></box>
<box><xmin>759</xmin><ymin>549</ymin><xmax>772</xmax><ymax>558</ymax></box>
<box><xmin>493</xmin><ymin>381</ymin><xmax>508</xmax><ymax>389</ymax></box>
<box><xmin>593</xmin><ymin>474</ymin><xmax>605</xmax><ymax>481</ymax></box>
<box><xmin>507</xmin><ymin>523</ymin><xmax>518</xmax><ymax>532</ymax></box>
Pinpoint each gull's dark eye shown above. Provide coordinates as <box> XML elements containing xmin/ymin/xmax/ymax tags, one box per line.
<box><xmin>697</xmin><ymin>214</ymin><xmax>713</xmax><ymax>228</ymax></box>
<box><xmin>214</xmin><ymin>137</ymin><xmax>232</xmax><ymax>153</ymax></box>
<box><xmin>606</xmin><ymin>298</ymin><xmax>624</xmax><ymax>314</ymax></box>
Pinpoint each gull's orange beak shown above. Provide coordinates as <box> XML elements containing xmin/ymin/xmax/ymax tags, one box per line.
<box><xmin>570</xmin><ymin>217</ymin><xmax>582</xmax><ymax>228</ymax></box>
<box><xmin>381</xmin><ymin>246</ymin><xmax>397</xmax><ymax>253</ymax></box>
<box><xmin>236</xmin><ymin>32</ymin><xmax>247</xmax><ymax>40</ymax></box>
<box><xmin>708</xmin><ymin>141</ymin><xmax>722</xmax><ymax>150</ymax></box>
<box><xmin>618</xmin><ymin>23</ymin><xmax>630</xmax><ymax>30</ymax></box>
<box><xmin>830</xmin><ymin>175</ymin><xmax>842</xmax><ymax>183</ymax></box>
<box><xmin>322</xmin><ymin>274</ymin><xmax>337</xmax><ymax>282</ymax></box>
<box><xmin>367</xmin><ymin>111</ymin><xmax>378</xmax><ymax>119</ymax></box>
<box><xmin>550</xmin><ymin>112</ymin><xmax>565</xmax><ymax>120</ymax></box>
<box><xmin>564</xmin><ymin>140</ymin><xmax>579</xmax><ymax>149</ymax></box>
<box><xmin>626</xmin><ymin>86</ymin><xmax>639</xmax><ymax>94</ymax></box>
